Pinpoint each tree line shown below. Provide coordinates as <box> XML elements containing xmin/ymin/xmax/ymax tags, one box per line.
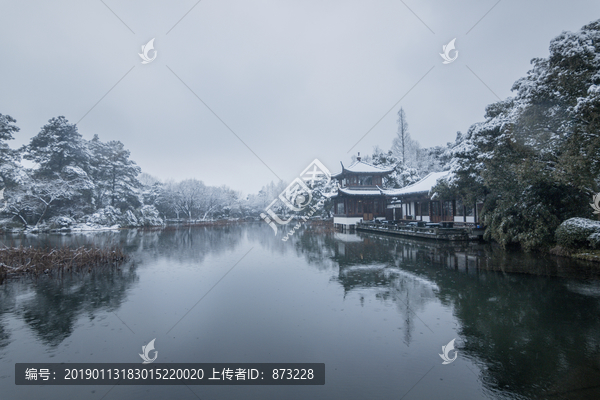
<box><xmin>433</xmin><ymin>19</ymin><xmax>600</xmax><ymax>250</ymax></box>
<box><xmin>3</xmin><ymin>18</ymin><xmax>598</xmax><ymax>247</ymax></box>
<box><xmin>0</xmin><ymin>115</ymin><xmax>288</xmax><ymax>229</ymax></box>
<box><xmin>355</xmin><ymin>19</ymin><xmax>600</xmax><ymax>251</ymax></box>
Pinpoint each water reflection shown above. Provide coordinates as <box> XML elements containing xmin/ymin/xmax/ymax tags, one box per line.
<box><xmin>1</xmin><ymin>224</ymin><xmax>600</xmax><ymax>399</ymax></box>
<box><xmin>0</xmin><ymin>264</ymin><xmax>137</xmax><ymax>351</ymax></box>
<box><xmin>0</xmin><ymin>225</ymin><xmax>249</xmax><ymax>351</ymax></box>
<box><xmin>245</xmin><ymin>222</ymin><xmax>600</xmax><ymax>398</ymax></box>
<box><xmin>3</xmin><ymin>225</ymin><xmax>247</xmax><ymax>264</ymax></box>
<box><xmin>317</xmin><ymin>230</ymin><xmax>600</xmax><ymax>399</ymax></box>
<box><xmin>23</xmin><ymin>267</ymin><xmax>137</xmax><ymax>347</ymax></box>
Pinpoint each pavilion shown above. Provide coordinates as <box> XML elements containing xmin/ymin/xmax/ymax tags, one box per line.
<box><xmin>380</xmin><ymin>171</ymin><xmax>482</xmax><ymax>225</ymax></box>
<box><xmin>331</xmin><ymin>154</ymin><xmax>394</xmax><ymax>230</ymax></box>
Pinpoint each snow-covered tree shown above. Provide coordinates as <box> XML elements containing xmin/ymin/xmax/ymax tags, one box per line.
<box><xmin>436</xmin><ymin>19</ymin><xmax>600</xmax><ymax>250</ymax></box>
<box><xmin>23</xmin><ymin>116</ymin><xmax>89</xmax><ymax>176</ymax></box>
<box><xmin>391</xmin><ymin>108</ymin><xmax>420</xmax><ymax>168</ymax></box>
<box><xmin>2</xmin><ymin>167</ymin><xmax>93</xmax><ymax>227</ymax></box>
<box><xmin>153</xmin><ymin>180</ymin><xmax>180</xmax><ymax>220</ymax></box>
<box><xmin>138</xmin><ymin>172</ymin><xmax>160</xmax><ymax>187</ymax></box>
<box><xmin>88</xmin><ymin>135</ymin><xmax>141</xmax><ymax>210</ymax></box>
<box><xmin>0</xmin><ymin>114</ymin><xmax>22</xmax><ymax>187</ymax></box>
<box><xmin>246</xmin><ymin>180</ymin><xmax>289</xmax><ymax>214</ymax></box>
<box><xmin>369</xmin><ymin>147</ymin><xmax>419</xmax><ymax>189</ymax></box>
<box><xmin>392</xmin><ymin>108</ymin><xmax>409</xmax><ymax>165</ymax></box>
<box><xmin>174</xmin><ymin>179</ymin><xmax>205</xmax><ymax>220</ymax></box>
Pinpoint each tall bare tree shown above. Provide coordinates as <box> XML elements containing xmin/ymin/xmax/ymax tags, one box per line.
<box><xmin>392</xmin><ymin>107</ymin><xmax>410</xmax><ymax>166</ymax></box>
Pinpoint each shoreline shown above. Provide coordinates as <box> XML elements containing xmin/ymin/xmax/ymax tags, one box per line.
<box><xmin>0</xmin><ymin>218</ymin><xmax>256</xmax><ymax>235</ymax></box>
<box><xmin>548</xmin><ymin>245</ymin><xmax>600</xmax><ymax>264</ymax></box>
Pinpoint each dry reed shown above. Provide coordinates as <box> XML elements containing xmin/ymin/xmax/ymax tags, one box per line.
<box><xmin>0</xmin><ymin>245</ymin><xmax>127</xmax><ymax>279</ymax></box>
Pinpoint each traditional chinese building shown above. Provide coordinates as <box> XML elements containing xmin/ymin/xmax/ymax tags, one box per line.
<box><xmin>332</xmin><ymin>153</ymin><xmax>484</xmax><ymax>230</ymax></box>
<box><xmin>331</xmin><ymin>154</ymin><xmax>394</xmax><ymax>230</ymax></box>
<box><xmin>380</xmin><ymin>171</ymin><xmax>482</xmax><ymax>225</ymax></box>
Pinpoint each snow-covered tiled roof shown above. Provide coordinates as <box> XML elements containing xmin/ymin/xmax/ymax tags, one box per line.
<box><xmin>333</xmin><ymin>187</ymin><xmax>385</xmax><ymax>196</ymax></box>
<box><xmin>332</xmin><ymin>160</ymin><xmax>395</xmax><ymax>177</ymax></box>
<box><xmin>381</xmin><ymin>171</ymin><xmax>452</xmax><ymax>197</ymax></box>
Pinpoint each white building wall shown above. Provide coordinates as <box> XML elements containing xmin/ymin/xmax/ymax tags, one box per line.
<box><xmin>333</xmin><ymin>216</ymin><xmax>363</xmax><ymax>227</ymax></box>
<box><xmin>404</xmin><ymin>202</ymin><xmax>415</xmax><ymax>218</ymax></box>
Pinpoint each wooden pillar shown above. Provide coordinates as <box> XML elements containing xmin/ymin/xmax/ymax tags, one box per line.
<box><xmin>429</xmin><ymin>200</ymin><xmax>432</xmax><ymax>221</ymax></box>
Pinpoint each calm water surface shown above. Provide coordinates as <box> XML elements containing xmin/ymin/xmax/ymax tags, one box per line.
<box><xmin>1</xmin><ymin>223</ymin><xmax>600</xmax><ymax>400</ymax></box>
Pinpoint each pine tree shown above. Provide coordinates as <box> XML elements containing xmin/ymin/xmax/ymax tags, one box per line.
<box><xmin>104</xmin><ymin>140</ymin><xmax>141</xmax><ymax>209</ymax></box>
<box><xmin>88</xmin><ymin>135</ymin><xmax>141</xmax><ymax>210</ymax></box>
<box><xmin>23</xmin><ymin>116</ymin><xmax>89</xmax><ymax>176</ymax></box>
<box><xmin>0</xmin><ymin>114</ymin><xmax>22</xmax><ymax>186</ymax></box>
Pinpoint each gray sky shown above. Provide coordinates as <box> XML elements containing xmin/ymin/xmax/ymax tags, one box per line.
<box><xmin>1</xmin><ymin>0</ymin><xmax>599</xmax><ymax>194</ymax></box>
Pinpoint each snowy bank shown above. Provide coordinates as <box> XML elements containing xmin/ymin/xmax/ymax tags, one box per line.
<box><xmin>555</xmin><ymin>217</ymin><xmax>600</xmax><ymax>250</ymax></box>
<box><xmin>0</xmin><ymin>205</ymin><xmax>164</xmax><ymax>234</ymax></box>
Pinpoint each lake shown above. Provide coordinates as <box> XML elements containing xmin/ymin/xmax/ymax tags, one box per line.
<box><xmin>1</xmin><ymin>222</ymin><xmax>600</xmax><ymax>399</ymax></box>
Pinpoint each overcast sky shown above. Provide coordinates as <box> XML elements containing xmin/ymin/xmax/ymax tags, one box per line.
<box><xmin>1</xmin><ymin>0</ymin><xmax>599</xmax><ymax>194</ymax></box>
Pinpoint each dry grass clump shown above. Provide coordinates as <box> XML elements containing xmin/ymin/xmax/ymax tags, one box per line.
<box><xmin>0</xmin><ymin>245</ymin><xmax>127</xmax><ymax>279</ymax></box>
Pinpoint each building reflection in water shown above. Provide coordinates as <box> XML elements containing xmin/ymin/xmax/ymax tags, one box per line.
<box><xmin>323</xmin><ymin>230</ymin><xmax>600</xmax><ymax>399</ymax></box>
<box><xmin>1</xmin><ymin>224</ymin><xmax>599</xmax><ymax>399</ymax></box>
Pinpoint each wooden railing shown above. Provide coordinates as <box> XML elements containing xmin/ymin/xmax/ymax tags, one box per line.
<box><xmin>358</xmin><ymin>221</ymin><xmax>440</xmax><ymax>234</ymax></box>
<box><xmin>357</xmin><ymin>221</ymin><xmax>474</xmax><ymax>234</ymax></box>
<box><xmin>355</xmin><ymin>221</ymin><xmax>485</xmax><ymax>241</ymax></box>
